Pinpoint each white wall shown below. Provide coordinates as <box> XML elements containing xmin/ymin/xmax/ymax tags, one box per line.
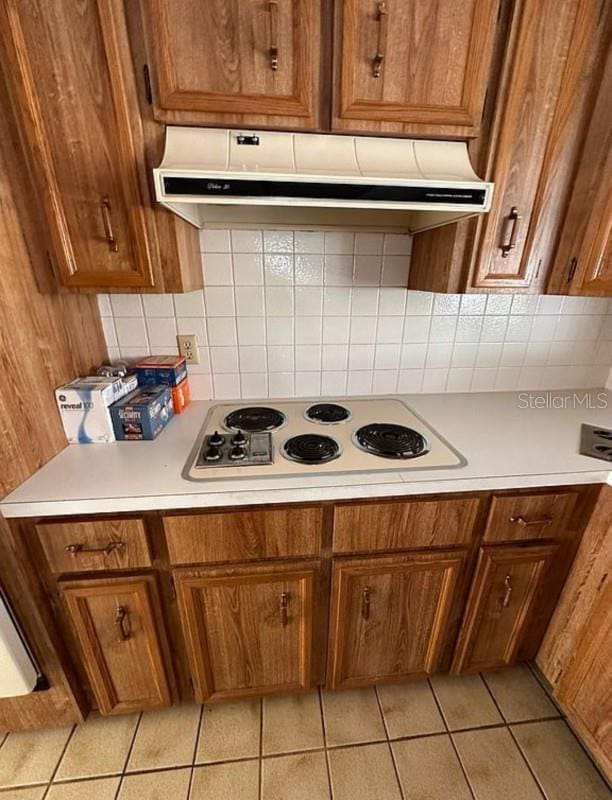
<box><xmin>98</xmin><ymin>228</ymin><xmax>612</xmax><ymax>400</ymax></box>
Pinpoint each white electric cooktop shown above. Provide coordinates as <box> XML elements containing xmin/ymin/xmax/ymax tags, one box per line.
<box><xmin>184</xmin><ymin>398</ymin><xmax>466</xmax><ymax>481</ymax></box>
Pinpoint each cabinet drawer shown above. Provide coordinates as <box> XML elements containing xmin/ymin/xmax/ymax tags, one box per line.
<box><xmin>36</xmin><ymin>519</ymin><xmax>152</xmax><ymax>574</ymax></box>
<box><xmin>332</xmin><ymin>498</ymin><xmax>480</xmax><ymax>554</ymax></box>
<box><xmin>484</xmin><ymin>492</ymin><xmax>579</xmax><ymax>543</ymax></box>
<box><xmin>163</xmin><ymin>507</ymin><xmax>323</xmax><ymax>565</ymax></box>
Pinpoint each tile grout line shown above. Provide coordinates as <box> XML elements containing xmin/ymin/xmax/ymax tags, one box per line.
<box><xmin>478</xmin><ymin>672</ymin><xmax>548</xmax><ymax>800</ymax></box>
<box><xmin>41</xmin><ymin>723</ymin><xmax>77</xmax><ymax>800</ymax></box>
<box><xmin>317</xmin><ymin>687</ymin><xmax>334</xmax><ymax>800</ymax></box>
<box><xmin>115</xmin><ymin>711</ymin><xmax>143</xmax><ymax>800</ymax></box>
<box><xmin>187</xmin><ymin>703</ymin><xmax>205</xmax><ymax>799</ymax></box>
<box><xmin>374</xmin><ymin>685</ymin><xmax>406</xmax><ymax>800</ymax></box>
<box><xmin>427</xmin><ymin>677</ymin><xmax>478</xmax><ymax>800</ymax></box>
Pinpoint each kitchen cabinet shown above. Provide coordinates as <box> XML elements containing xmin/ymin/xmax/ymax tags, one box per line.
<box><xmin>60</xmin><ymin>575</ymin><xmax>173</xmax><ymax>715</ymax></box>
<box><xmin>327</xmin><ymin>550</ymin><xmax>465</xmax><ymax>689</ymax></box>
<box><xmin>174</xmin><ymin>561</ymin><xmax>318</xmax><ymax>701</ymax></box>
<box><xmin>452</xmin><ymin>543</ymin><xmax>558</xmax><ymax>672</ymax></box>
<box><xmin>139</xmin><ymin>0</ymin><xmax>323</xmax><ymax>130</ymax></box>
<box><xmin>0</xmin><ymin>0</ymin><xmax>200</xmax><ymax>292</ymax></box>
<box><xmin>332</xmin><ymin>0</ymin><xmax>499</xmax><ymax>138</ymax></box>
<box><xmin>547</xmin><ymin>39</ymin><xmax>612</xmax><ymax>297</ymax></box>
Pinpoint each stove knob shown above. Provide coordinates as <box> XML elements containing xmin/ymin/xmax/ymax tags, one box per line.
<box><xmin>229</xmin><ymin>445</ymin><xmax>246</xmax><ymax>460</ymax></box>
<box><xmin>204</xmin><ymin>445</ymin><xmax>222</xmax><ymax>461</ymax></box>
<box><xmin>232</xmin><ymin>430</ymin><xmax>247</xmax><ymax>445</ymax></box>
<box><xmin>208</xmin><ymin>430</ymin><xmax>225</xmax><ymax>447</ymax></box>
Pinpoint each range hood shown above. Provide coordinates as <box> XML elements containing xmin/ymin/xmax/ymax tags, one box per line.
<box><xmin>154</xmin><ymin>127</ymin><xmax>493</xmax><ymax>234</ymax></box>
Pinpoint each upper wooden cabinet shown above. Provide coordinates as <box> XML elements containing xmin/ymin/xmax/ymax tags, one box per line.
<box><xmin>547</xmin><ymin>38</ymin><xmax>612</xmax><ymax>297</ymax></box>
<box><xmin>0</xmin><ymin>0</ymin><xmax>201</xmax><ymax>293</ymax></box>
<box><xmin>328</xmin><ymin>550</ymin><xmax>465</xmax><ymax>689</ymax></box>
<box><xmin>332</xmin><ymin>0</ymin><xmax>500</xmax><ymax>138</ymax></box>
<box><xmin>140</xmin><ymin>0</ymin><xmax>323</xmax><ymax>130</ymax></box>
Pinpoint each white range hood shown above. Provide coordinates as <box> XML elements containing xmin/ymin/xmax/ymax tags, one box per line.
<box><xmin>154</xmin><ymin>127</ymin><xmax>493</xmax><ymax>234</ymax></box>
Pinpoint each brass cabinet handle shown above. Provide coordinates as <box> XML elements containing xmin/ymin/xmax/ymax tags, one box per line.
<box><xmin>501</xmin><ymin>574</ymin><xmax>513</xmax><ymax>609</ymax></box>
<box><xmin>115</xmin><ymin>605</ymin><xmax>131</xmax><ymax>642</ymax></box>
<box><xmin>279</xmin><ymin>591</ymin><xmax>289</xmax><ymax>626</ymax></box>
<box><xmin>100</xmin><ymin>195</ymin><xmax>118</xmax><ymax>252</ymax></box>
<box><xmin>268</xmin><ymin>1</ymin><xmax>279</xmax><ymax>71</ymax></box>
<box><xmin>65</xmin><ymin>541</ymin><xmax>125</xmax><ymax>557</ymax></box>
<box><xmin>500</xmin><ymin>206</ymin><xmax>522</xmax><ymax>258</ymax></box>
<box><xmin>509</xmin><ymin>515</ymin><xmax>553</xmax><ymax>528</ymax></box>
<box><xmin>361</xmin><ymin>586</ymin><xmax>371</xmax><ymax>620</ymax></box>
<box><xmin>372</xmin><ymin>2</ymin><xmax>389</xmax><ymax>78</ymax></box>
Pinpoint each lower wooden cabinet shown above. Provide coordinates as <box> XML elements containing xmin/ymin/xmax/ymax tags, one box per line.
<box><xmin>452</xmin><ymin>543</ymin><xmax>558</xmax><ymax>672</ymax></box>
<box><xmin>327</xmin><ymin>550</ymin><xmax>466</xmax><ymax>689</ymax></box>
<box><xmin>60</xmin><ymin>575</ymin><xmax>172</xmax><ymax>715</ymax></box>
<box><xmin>174</xmin><ymin>561</ymin><xmax>318</xmax><ymax>701</ymax></box>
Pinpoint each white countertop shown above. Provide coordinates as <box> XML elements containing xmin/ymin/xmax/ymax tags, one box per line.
<box><xmin>2</xmin><ymin>389</ymin><xmax>612</xmax><ymax>518</ymax></box>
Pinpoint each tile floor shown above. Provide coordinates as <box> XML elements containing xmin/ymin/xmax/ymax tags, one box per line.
<box><xmin>0</xmin><ymin>666</ymin><xmax>609</xmax><ymax>799</ymax></box>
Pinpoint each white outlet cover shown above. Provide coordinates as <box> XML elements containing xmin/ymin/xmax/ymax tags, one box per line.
<box><xmin>177</xmin><ymin>334</ymin><xmax>199</xmax><ymax>364</ymax></box>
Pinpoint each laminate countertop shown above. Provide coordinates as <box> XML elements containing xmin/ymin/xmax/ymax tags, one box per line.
<box><xmin>2</xmin><ymin>389</ymin><xmax>612</xmax><ymax>518</ymax></box>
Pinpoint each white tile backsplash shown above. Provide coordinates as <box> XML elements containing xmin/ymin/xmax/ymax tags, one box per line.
<box><xmin>97</xmin><ymin>228</ymin><xmax>612</xmax><ymax>400</ymax></box>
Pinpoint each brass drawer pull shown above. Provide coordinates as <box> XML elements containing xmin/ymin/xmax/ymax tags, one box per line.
<box><xmin>372</xmin><ymin>2</ymin><xmax>388</xmax><ymax>78</ymax></box>
<box><xmin>100</xmin><ymin>195</ymin><xmax>118</xmax><ymax>252</ymax></box>
<box><xmin>280</xmin><ymin>591</ymin><xmax>289</xmax><ymax>626</ymax></box>
<box><xmin>65</xmin><ymin>541</ymin><xmax>125</xmax><ymax>557</ymax></box>
<box><xmin>509</xmin><ymin>515</ymin><xmax>553</xmax><ymax>528</ymax></box>
<box><xmin>268</xmin><ymin>1</ymin><xmax>279</xmax><ymax>71</ymax></box>
<box><xmin>362</xmin><ymin>586</ymin><xmax>371</xmax><ymax>620</ymax></box>
<box><xmin>115</xmin><ymin>605</ymin><xmax>131</xmax><ymax>641</ymax></box>
<box><xmin>501</xmin><ymin>574</ymin><xmax>513</xmax><ymax>609</ymax></box>
<box><xmin>500</xmin><ymin>206</ymin><xmax>522</xmax><ymax>258</ymax></box>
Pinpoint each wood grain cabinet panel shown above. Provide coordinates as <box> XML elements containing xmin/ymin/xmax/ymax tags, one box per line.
<box><xmin>175</xmin><ymin>561</ymin><xmax>317</xmax><ymax>701</ymax></box>
<box><xmin>163</xmin><ymin>506</ymin><xmax>322</xmax><ymax>565</ymax></box>
<box><xmin>140</xmin><ymin>0</ymin><xmax>322</xmax><ymax>129</ymax></box>
<box><xmin>452</xmin><ymin>543</ymin><xmax>558</xmax><ymax>673</ymax></box>
<box><xmin>483</xmin><ymin>492</ymin><xmax>579</xmax><ymax>543</ymax></box>
<box><xmin>0</xmin><ymin>0</ymin><xmax>156</xmax><ymax>289</ymax></box>
<box><xmin>36</xmin><ymin>518</ymin><xmax>151</xmax><ymax>574</ymax></box>
<box><xmin>332</xmin><ymin>0</ymin><xmax>499</xmax><ymax>137</ymax></box>
<box><xmin>327</xmin><ymin>550</ymin><xmax>466</xmax><ymax>689</ymax></box>
<box><xmin>333</xmin><ymin>497</ymin><xmax>479</xmax><ymax>554</ymax></box>
<box><xmin>61</xmin><ymin>575</ymin><xmax>172</xmax><ymax>715</ymax></box>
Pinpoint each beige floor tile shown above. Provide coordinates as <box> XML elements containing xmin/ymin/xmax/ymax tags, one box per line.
<box><xmin>47</xmin><ymin>776</ymin><xmax>121</xmax><ymax>800</ymax></box>
<box><xmin>482</xmin><ymin>666</ymin><xmax>559</xmax><ymax>722</ymax></box>
<box><xmin>196</xmin><ymin>699</ymin><xmax>260</xmax><ymax>763</ymax></box>
<box><xmin>328</xmin><ymin>743</ymin><xmax>401</xmax><ymax>800</ymax></box>
<box><xmin>118</xmin><ymin>768</ymin><xmax>191</xmax><ymax>800</ymax></box>
<box><xmin>453</xmin><ymin>726</ymin><xmax>542</xmax><ymax>800</ymax></box>
<box><xmin>263</xmin><ymin>691</ymin><xmax>324</xmax><ymax>755</ymax></box>
<box><xmin>392</xmin><ymin>734</ymin><xmax>472</xmax><ymax>800</ymax></box>
<box><xmin>377</xmin><ymin>680</ymin><xmax>445</xmax><ymax>739</ymax></box>
<box><xmin>191</xmin><ymin>759</ymin><xmax>259</xmax><ymax>800</ymax></box>
<box><xmin>127</xmin><ymin>704</ymin><xmax>200</xmax><ymax>772</ymax></box>
<box><xmin>512</xmin><ymin>719</ymin><xmax>611</xmax><ymax>800</ymax></box>
<box><xmin>0</xmin><ymin>726</ymin><xmax>73</xmax><ymax>788</ymax></box>
<box><xmin>0</xmin><ymin>788</ymin><xmax>47</xmax><ymax>799</ymax></box>
<box><xmin>55</xmin><ymin>712</ymin><xmax>138</xmax><ymax>780</ymax></box>
<box><xmin>430</xmin><ymin>674</ymin><xmax>503</xmax><ymax>731</ymax></box>
<box><xmin>262</xmin><ymin>751</ymin><xmax>330</xmax><ymax>800</ymax></box>
<box><xmin>322</xmin><ymin>688</ymin><xmax>386</xmax><ymax>746</ymax></box>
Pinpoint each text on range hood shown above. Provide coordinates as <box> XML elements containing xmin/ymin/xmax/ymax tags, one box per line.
<box><xmin>154</xmin><ymin>127</ymin><xmax>494</xmax><ymax>234</ymax></box>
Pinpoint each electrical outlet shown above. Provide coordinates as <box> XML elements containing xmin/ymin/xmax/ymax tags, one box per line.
<box><xmin>177</xmin><ymin>334</ymin><xmax>199</xmax><ymax>364</ymax></box>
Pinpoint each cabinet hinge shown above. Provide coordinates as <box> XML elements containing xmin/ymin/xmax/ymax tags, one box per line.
<box><xmin>534</xmin><ymin>258</ymin><xmax>543</xmax><ymax>280</ymax></box>
<box><xmin>597</xmin><ymin>571</ymin><xmax>608</xmax><ymax>591</ymax></box>
<box><xmin>169</xmin><ymin>575</ymin><xmax>177</xmax><ymax>602</ymax></box>
<box><xmin>567</xmin><ymin>257</ymin><xmax>578</xmax><ymax>283</ymax></box>
<box><xmin>143</xmin><ymin>64</ymin><xmax>153</xmax><ymax>105</ymax></box>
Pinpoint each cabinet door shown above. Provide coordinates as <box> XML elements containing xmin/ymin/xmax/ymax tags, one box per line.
<box><xmin>452</xmin><ymin>544</ymin><xmax>558</xmax><ymax>673</ymax></box>
<box><xmin>0</xmin><ymin>0</ymin><xmax>154</xmax><ymax>289</ymax></box>
<box><xmin>175</xmin><ymin>562</ymin><xmax>316</xmax><ymax>701</ymax></box>
<box><xmin>328</xmin><ymin>550</ymin><xmax>465</xmax><ymax>690</ymax></box>
<box><xmin>141</xmin><ymin>0</ymin><xmax>322</xmax><ymax>129</ymax></box>
<box><xmin>61</xmin><ymin>575</ymin><xmax>172</xmax><ymax>715</ymax></box>
<box><xmin>470</xmin><ymin>0</ymin><xmax>583</xmax><ymax>289</ymax></box>
<box><xmin>332</xmin><ymin>0</ymin><xmax>499</xmax><ymax>138</ymax></box>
